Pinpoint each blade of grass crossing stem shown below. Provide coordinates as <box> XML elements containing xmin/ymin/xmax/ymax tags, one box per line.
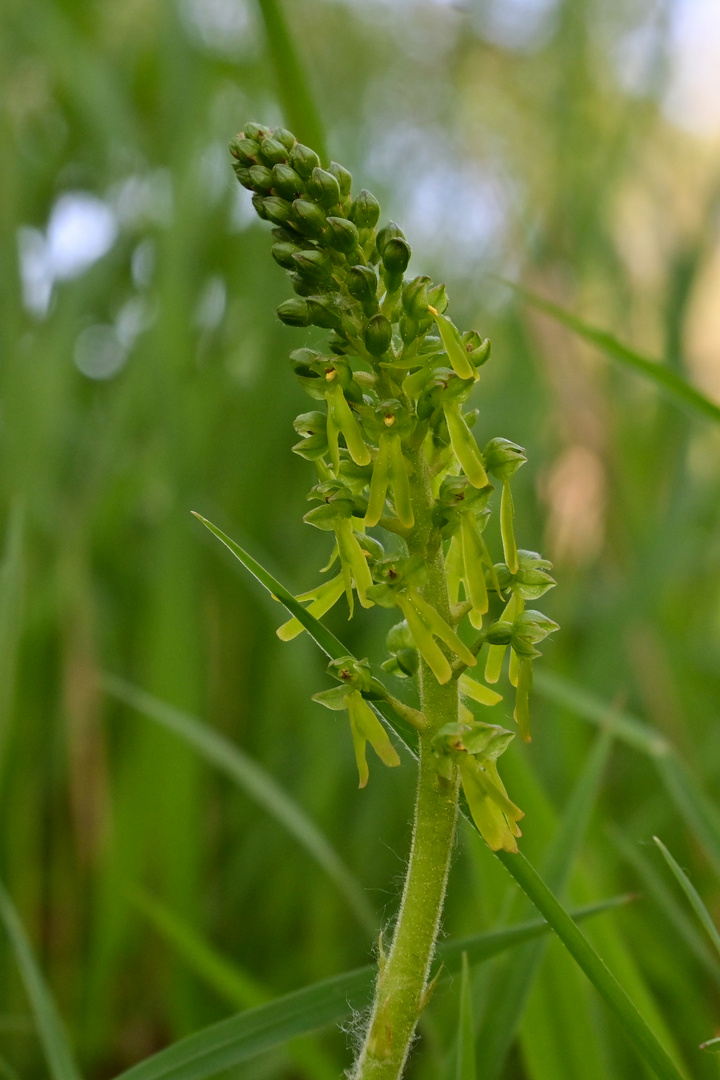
<box><xmin>609</xmin><ymin>827</ymin><xmax>720</xmax><ymax>987</ymax></box>
<box><xmin>653</xmin><ymin>837</ymin><xmax>720</xmax><ymax>959</ymax></box>
<box><xmin>0</xmin><ymin>881</ymin><xmax>83</xmax><ymax>1080</ymax></box>
<box><xmin>110</xmin><ymin>899</ymin><xmax>625</xmax><ymax>1080</ymax></box>
<box><xmin>254</xmin><ymin>0</ymin><xmax>327</xmax><ymax>160</ymax></box>
<box><xmin>456</xmin><ymin>953</ymin><xmax>477</xmax><ymax>1080</ymax></box>
<box><xmin>129</xmin><ymin>887</ymin><xmax>338</xmax><ymax>1080</ymax></box>
<box><xmin>103</xmin><ymin>674</ymin><xmax>375</xmax><ymax>934</ymax></box>
<box><xmin>191</xmin><ymin>514</ymin><xmax>419</xmax><ymax>752</ymax></box>
<box><xmin>534</xmin><ymin>671</ymin><xmax>720</xmax><ymax>879</ymax></box>
<box><xmin>474</xmin><ymin>729</ymin><xmax>613</xmax><ymax>1078</ymax></box>
<box><xmin>653</xmin><ymin>757</ymin><xmax>720</xmax><ymax>881</ymax></box>
<box><xmin>509</xmin><ymin>284</ymin><xmax>720</xmax><ymax>425</ymax></box>
<box><xmin>521</xmin><ymin>945</ymin><xmax>606</xmax><ymax>1080</ymax></box>
<box><xmin>495</xmin><ymin>852</ymin><xmax>688</xmax><ymax>1080</ymax></box>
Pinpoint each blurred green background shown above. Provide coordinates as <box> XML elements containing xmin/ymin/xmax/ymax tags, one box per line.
<box><xmin>1</xmin><ymin>0</ymin><xmax>720</xmax><ymax>1077</ymax></box>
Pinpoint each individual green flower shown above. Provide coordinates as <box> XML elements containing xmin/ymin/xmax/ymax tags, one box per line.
<box><xmin>313</xmin><ymin>657</ymin><xmax>400</xmax><ymax>787</ymax></box>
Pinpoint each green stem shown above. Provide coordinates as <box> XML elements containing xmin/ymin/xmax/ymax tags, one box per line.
<box><xmin>351</xmin><ymin>460</ymin><xmax>461</xmax><ymax>1080</ymax></box>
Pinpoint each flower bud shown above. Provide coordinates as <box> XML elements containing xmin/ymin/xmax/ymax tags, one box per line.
<box><xmin>277</xmin><ymin>298</ymin><xmax>310</xmax><ymax>326</ymax></box>
<box><xmin>347</xmin><ymin>265</ymin><xmax>378</xmax><ymax>306</ymax></box>
<box><xmin>292</xmin><ymin>250</ymin><xmax>333</xmax><ymax>284</ymax></box>
<box><xmin>399</xmin><ymin>314</ymin><xmax>419</xmax><ymax>345</ymax></box>
<box><xmin>230</xmin><ymin>136</ymin><xmax>259</xmax><ymax>166</ymax></box>
<box><xmin>261</xmin><ymin>196</ymin><xmax>294</xmax><ymax>227</ymax></box>
<box><xmin>290</xmin><ymin>142</ymin><xmax>321</xmax><ymax>180</ymax></box>
<box><xmin>271</xmin><ymin>163</ymin><xmax>304</xmax><ymax>200</ymax></box>
<box><xmin>244</xmin><ymin>121</ymin><xmax>271</xmax><ymax>140</ymax></box>
<box><xmin>232</xmin><ymin>164</ymin><xmax>253</xmax><ymax>189</ymax></box>
<box><xmin>364</xmin><ymin>314</ymin><xmax>392</xmax><ymax>356</ymax></box>
<box><xmin>251</xmin><ymin>193</ymin><xmax>269</xmax><ymax>220</ymax></box>
<box><xmin>248</xmin><ymin>164</ymin><xmax>274</xmax><ymax>192</ymax></box>
<box><xmin>328</xmin><ymin>161</ymin><xmax>352</xmax><ymax>198</ymax></box>
<box><xmin>402</xmin><ymin>276</ymin><xmax>430</xmax><ymax>319</ymax></box>
<box><xmin>288</xmin><ymin>273</ymin><xmax>316</xmax><ymax>297</ymax></box>
<box><xmin>307</xmin><ymin>167</ymin><xmax>341</xmax><ymax>208</ymax></box>
<box><xmin>376</xmin><ymin>221</ymin><xmax>405</xmax><ymax>259</ymax></box>
<box><xmin>483</xmin><ymin>438</ymin><xmax>527</xmax><ymax>480</ymax></box>
<box><xmin>306</xmin><ymin>296</ymin><xmax>342</xmax><ymax>329</ymax></box>
<box><xmin>427</xmin><ymin>282</ymin><xmax>448</xmax><ymax>313</ymax></box>
<box><xmin>257</xmin><ymin>137</ymin><xmax>289</xmax><ymax>167</ymax></box>
<box><xmin>382</xmin><ymin>237</ymin><xmax>411</xmax><ymax>276</ymax></box>
<box><xmin>271</xmin><ymin>240</ymin><xmax>304</xmax><ymax>269</ymax></box>
<box><xmin>324</xmin><ymin>216</ymin><xmax>359</xmax><ymax>254</ymax></box>
<box><xmin>349</xmin><ymin>189</ymin><xmax>381</xmax><ymax>230</ymax></box>
<box><xmin>273</xmin><ymin>127</ymin><xmax>296</xmax><ymax>151</ymax></box>
<box><xmin>291</xmin><ymin>198</ymin><xmax>326</xmax><ymax>238</ymax></box>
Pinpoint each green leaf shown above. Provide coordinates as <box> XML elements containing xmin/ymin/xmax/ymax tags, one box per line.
<box><xmin>509</xmin><ymin>283</ymin><xmax>720</xmax><ymax>426</ymax></box>
<box><xmin>191</xmin><ymin>513</ymin><xmax>420</xmax><ymax>753</ymax></box>
<box><xmin>474</xmin><ymin>728</ymin><xmax>613</xmax><ymax>1078</ymax></box>
<box><xmin>0</xmin><ymin>880</ymin><xmax>83</xmax><ymax>1080</ymax></box>
<box><xmin>534</xmin><ymin>670</ymin><xmax>720</xmax><ymax>879</ymax></box>
<box><xmin>110</xmin><ymin>897</ymin><xmax>626</xmax><ymax>1080</ymax></box>
<box><xmin>129</xmin><ymin>888</ymin><xmax>338</xmax><ymax>1080</ymax></box>
<box><xmin>494</xmin><ymin>852</ymin><xmax>688</xmax><ymax>1080</ymax></box>
<box><xmin>103</xmin><ymin>675</ymin><xmax>376</xmax><ymax>934</ymax></box>
<box><xmin>254</xmin><ymin>0</ymin><xmax>327</xmax><ymax>160</ymax></box>
<box><xmin>653</xmin><ymin>837</ymin><xmax>720</xmax><ymax>960</ymax></box>
<box><xmin>456</xmin><ymin>953</ymin><xmax>477</xmax><ymax>1080</ymax></box>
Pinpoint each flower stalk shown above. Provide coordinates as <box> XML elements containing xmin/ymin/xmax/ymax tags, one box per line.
<box><xmin>229</xmin><ymin>122</ymin><xmax>559</xmax><ymax>1078</ymax></box>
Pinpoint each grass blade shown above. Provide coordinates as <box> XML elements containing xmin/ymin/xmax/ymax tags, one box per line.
<box><xmin>110</xmin><ymin>898</ymin><xmax>624</xmax><ymax>1080</ymax></box>
<box><xmin>653</xmin><ymin>837</ymin><xmax>720</xmax><ymax>960</ymax></box>
<box><xmin>130</xmin><ymin>888</ymin><xmax>338</xmax><ymax>1080</ymax></box>
<box><xmin>0</xmin><ymin>881</ymin><xmax>83</xmax><ymax>1080</ymax></box>
<box><xmin>474</xmin><ymin>729</ymin><xmax>613</xmax><ymax>1078</ymax></box>
<box><xmin>103</xmin><ymin>674</ymin><xmax>376</xmax><ymax>934</ymax></box>
<box><xmin>255</xmin><ymin>0</ymin><xmax>327</xmax><ymax>159</ymax></box>
<box><xmin>535</xmin><ymin>671</ymin><xmax>720</xmax><ymax>879</ymax></box>
<box><xmin>495</xmin><ymin>852</ymin><xmax>688</xmax><ymax>1080</ymax></box>
<box><xmin>609</xmin><ymin>826</ymin><xmax>720</xmax><ymax>987</ymax></box>
<box><xmin>509</xmin><ymin>284</ymin><xmax>720</xmax><ymax>425</ymax></box>
<box><xmin>456</xmin><ymin>953</ymin><xmax>477</xmax><ymax>1080</ymax></box>
<box><xmin>191</xmin><ymin>513</ymin><xmax>419</xmax><ymax>752</ymax></box>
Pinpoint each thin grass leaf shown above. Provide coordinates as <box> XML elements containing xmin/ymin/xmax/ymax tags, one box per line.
<box><xmin>0</xmin><ymin>881</ymin><xmax>83</xmax><ymax>1080</ymax></box>
<box><xmin>535</xmin><ymin>671</ymin><xmax>720</xmax><ymax>879</ymax></box>
<box><xmin>110</xmin><ymin>898</ymin><xmax>624</xmax><ymax>1080</ymax></box>
<box><xmin>653</xmin><ymin>757</ymin><xmax>720</xmax><ymax>882</ymax></box>
<box><xmin>609</xmin><ymin>826</ymin><xmax>720</xmax><ymax>988</ymax></box>
<box><xmin>191</xmin><ymin>513</ymin><xmax>419</xmax><ymax>752</ymax></box>
<box><xmin>456</xmin><ymin>953</ymin><xmax>477</xmax><ymax>1080</ymax></box>
<box><xmin>508</xmin><ymin>283</ymin><xmax>720</xmax><ymax>425</ymax></box>
<box><xmin>495</xmin><ymin>852</ymin><xmax>688</xmax><ymax>1080</ymax></box>
<box><xmin>533</xmin><ymin>670</ymin><xmax>669</xmax><ymax>756</ymax></box>
<box><xmin>653</xmin><ymin>837</ymin><xmax>720</xmax><ymax>960</ymax></box>
<box><xmin>129</xmin><ymin>886</ymin><xmax>266</xmax><ymax>1010</ymax></box>
<box><xmin>255</xmin><ymin>0</ymin><xmax>327</xmax><ymax>159</ymax></box>
<box><xmin>474</xmin><ymin>729</ymin><xmax>613</xmax><ymax>1078</ymax></box>
<box><xmin>129</xmin><ymin>888</ymin><xmax>338</xmax><ymax>1080</ymax></box>
<box><xmin>104</xmin><ymin>674</ymin><xmax>375</xmax><ymax>934</ymax></box>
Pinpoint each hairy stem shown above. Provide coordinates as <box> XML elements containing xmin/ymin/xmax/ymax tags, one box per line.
<box><xmin>351</xmin><ymin>459</ymin><xmax>461</xmax><ymax>1080</ymax></box>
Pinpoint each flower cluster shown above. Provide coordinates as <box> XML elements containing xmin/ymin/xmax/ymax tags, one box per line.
<box><xmin>231</xmin><ymin>123</ymin><xmax>558</xmax><ymax>852</ymax></box>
